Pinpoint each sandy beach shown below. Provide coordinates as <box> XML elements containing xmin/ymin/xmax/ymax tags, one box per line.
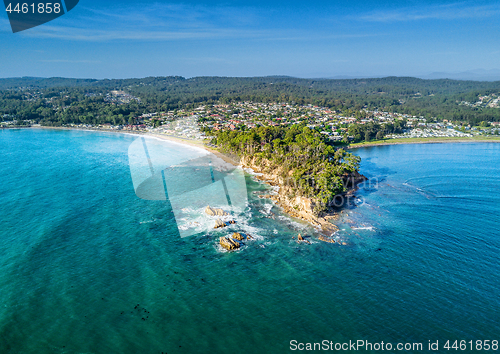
<box><xmin>145</xmin><ymin>133</ymin><xmax>240</xmax><ymax>166</ymax></box>
<box><xmin>31</xmin><ymin>126</ymin><xmax>240</xmax><ymax>166</ymax></box>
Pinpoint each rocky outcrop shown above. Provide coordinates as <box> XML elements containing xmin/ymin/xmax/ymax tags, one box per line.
<box><xmin>232</xmin><ymin>232</ymin><xmax>244</xmax><ymax>241</ymax></box>
<box><xmin>205</xmin><ymin>206</ymin><xmax>229</xmax><ymax>216</ymax></box>
<box><xmin>317</xmin><ymin>217</ymin><xmax>340</xmax><ymax>234</ymax></box>
<box><xmin>214</xmin><ymin>219</ymin><xmax>226</xmax><ymax>229</ymax></box>
<box><xmin>240</xmin><ymin>155</ymin><xmax>362</xmax><ymax>235</ymax></box>
<box><xmin>318</xmin><ymin>235</ymin><xmax>336</xmax><ymax>243</ymax></box>
<box><xmin>220</xmin><ymin>236</ymin><xmax>240</xmax><ymax>250</ymax></box>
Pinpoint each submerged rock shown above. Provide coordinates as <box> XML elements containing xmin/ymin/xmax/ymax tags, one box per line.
<box><xmin>318</xmin><ymin>235</ymin><xmax>336</xmax><ymax>243</ymax></box>
<box><xmin>214</xmin><ymin>219</ymin><xmax>226</xmax><ymax>229</ymax></box>
<box><xmin>205</xmin><ymin>205</ymin><xmax>229</xmax><ymax>216</ymax></box>
<box><xmin>232</xmin><ymin>232</ymin><xmax>244</xmax><ymax>241</ymax></box>
<box><xmin>220</xmin><ymin>236</ymin><xmax>240</xmax><ymax>250</ymax></box>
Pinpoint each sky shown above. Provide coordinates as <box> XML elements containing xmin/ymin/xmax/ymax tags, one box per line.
<box><xmin>1</xmin><ymin>0</ymin><xmax>500</xmax><ymax>79</ymax></box>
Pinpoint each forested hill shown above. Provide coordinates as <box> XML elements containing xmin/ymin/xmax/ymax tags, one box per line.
<box><xmin>2</xmin><ymin>75</ymin><xmax>499</xmax><ymax>97</ymax></box>
<box><xmin>1</xmin><ymin>76</ymin><xmax>500</xmax><ymax>125</ymax></box>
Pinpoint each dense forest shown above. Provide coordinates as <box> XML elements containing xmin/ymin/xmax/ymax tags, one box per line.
<box><xmin>1</xmin><ymin>76</ymin><xmax>500</xmax><ymax>126</ymax></box>
<box><xmin>213</xmin><ymin>125</ymin><xmax>362</xmax><ymax>215</ymax></box>
<box><xmin>347</xmin><ymin>120</ymin><xmax>408</xmax><ymax>142</ymax></box>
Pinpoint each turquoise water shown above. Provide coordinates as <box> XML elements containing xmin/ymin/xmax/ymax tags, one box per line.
<box><xmin>0</xmin><ymin>129</ymin><xmax>499</xmax><ymax>353</ymax></box>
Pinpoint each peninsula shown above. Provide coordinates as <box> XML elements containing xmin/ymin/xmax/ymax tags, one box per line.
<box><xmin>212</xmin><ymin>125</ymin><xmax>366</xmax><ymax>233</ymax></box>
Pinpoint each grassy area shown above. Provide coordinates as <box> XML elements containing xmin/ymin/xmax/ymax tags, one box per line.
<box><xmin>348</xmin><ymin>136</ymin><xmax>500</xmax><ymax>148</ymax></box>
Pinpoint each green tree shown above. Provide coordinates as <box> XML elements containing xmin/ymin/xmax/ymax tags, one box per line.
<box><xmin>213</xmin><ymin>124</ymin><xmax>362</xmax><ymax>214</ymax></box>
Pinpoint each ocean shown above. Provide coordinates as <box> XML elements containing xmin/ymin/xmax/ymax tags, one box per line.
<box><xmin>0</xmin><ymin>129</ymin><xmax>499</xmax><ymax>353</ymax></box>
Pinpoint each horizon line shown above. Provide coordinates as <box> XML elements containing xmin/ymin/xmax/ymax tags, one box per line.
<box><xmin>2</xmin><ymin>73</ymin><xmax>500</xmax><ymax>83</ymax></box>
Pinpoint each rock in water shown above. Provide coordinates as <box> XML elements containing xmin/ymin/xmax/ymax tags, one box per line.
<box><xmin>214</xmin><ymin>219</ymin><xmax>226</xmax><ymax>229</ymax></box>
<box><xmin>318</xmin><ymin>235</ymin><xmax>336</xmax><ymax>243</ymax></box>
<box><xmin>205</xmin><ymin>205</ymin><xmax>229</xmax><ymax>216</ymax></box>
<box><xmin>205</xmin><ymin>206</ymin><xmax>215</xmax><ymax>216</ymax></box>
<box><xmin>220</xmin><ymin>236</ymin><xmax>240</xmax><ymax>250</ymax></box>
<box><xmin>297</xmin><ymin>233</ymin><xmax>311</xmax><ymax>244</ymax></box>
<box><xmin>232</xmin><ymin>232</ymin><xmax>244</xmax><ymax>241</ymax></box>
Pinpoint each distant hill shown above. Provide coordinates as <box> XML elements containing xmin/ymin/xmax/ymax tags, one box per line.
<box><xmin>420</xmin><ymin>69</ymin><xmax>500</xmax><ymax>82</ymax></box>
<box><xmin>0</xmin><ymin>77</ymin><xmax>100</xmax><ymax>90</ymax></box>
<box><xmin>1</xmin><ymin>75</ymin><xmax>499</xmax><ymax>94</ymax></box>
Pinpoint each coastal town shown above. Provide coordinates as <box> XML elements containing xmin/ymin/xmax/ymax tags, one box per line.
<box><xmin>459</xmin><ymin>93</ymin><xmax>499</xmax><ymax>108</ymax></box>
<box><xmin>2</xmin><ymin>99</ymin><xmax>500</xmax><ymax>142</ymax></box>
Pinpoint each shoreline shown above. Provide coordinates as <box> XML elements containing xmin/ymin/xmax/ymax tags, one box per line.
<box><xmin>239</xmin><ymin>155</ymin><xmax>364</xmax><ymax>236</ymax></box>
<box><xmin>24</xmin><ymin>126</ymin><xmax>500</xmax><ymax>150</ymax></box>
<box><xmin>30</xmin><ymin>126</ymin><xmax>241</xmax><ymax>166</ymax></box>
<box><xmin>348</xmin><ymin>136</ymin><xmax>500</xmax><ymax>149</ymax></box>
<box><xmin>27</xmin><ymin>126</ymin><xmax>341</xmax><ymax>235</ymax></box>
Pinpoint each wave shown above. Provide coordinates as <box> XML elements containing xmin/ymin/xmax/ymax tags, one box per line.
<box><xmin>259</xmin><ymin>203</ymin><xmax>274</xmax><ymax>216</ymax></box>
<box><xmin>139</xmin><ymin>219</ymin><xmax>157</xmax><ymax>224</ymax></box>
<box><xmin>351</xmin><ymin>226</ymin><xmax>376</xmax><ymax>231</ymax></box>
<box><xmin>277</xmin><ymin>216</ymin><xmax>310</xmax><ymax>231</ymax></box>
<box><xmin>243</xmin><ymin>167</ymin><xmax>262</xmax><ymax>176</ymax></box>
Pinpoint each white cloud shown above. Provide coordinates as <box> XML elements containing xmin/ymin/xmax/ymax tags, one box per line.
<box><xmin>358</xmin><ymin>3</ymin><xmax>500</xmax><ymax>22</ymax></box>
<box><xmin>23</xmin><ymin>25</ymin><xmax>270</xmax><ymax>41</ymax></box>
<box><xmin>39</xmin><ymin>59</ymin><xmax>101</xmax><ymax>63</ymax></box>
<box><xmin>16</xmin><ymin>2</ymin><xmax>377</xmax><ymax>42</ymax></box>
<box><xmin>18</xmin><ymin>3</ymin><xmax>266</xmax><ymax>41</ymax></box>
<box><xmin>264</xmin><ymin>32</ymin><xmax>384</xmax><ymax>41</ymax></box>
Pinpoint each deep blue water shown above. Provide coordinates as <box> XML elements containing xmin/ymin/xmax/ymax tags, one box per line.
<box><xmin>0</xmin><ymin>129</ymin><xmax>499</xmax><ymax>353</ymax></box>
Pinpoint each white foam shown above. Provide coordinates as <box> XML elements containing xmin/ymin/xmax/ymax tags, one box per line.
<box><xmin>235</xmin><ymin>220</ymin><xmax>266</xmax><ymax>240</ymax></box>
<box><xmin>243</xmin><ymin>167</ymin><xmax>262</xmax><ymax>176</ymax></box>
<box><xmin>352</xmin><ymin>226</ymin><xmax>375</xmax><ymax>231</ymax></box>
<box><xmin>259</xmin><ymin>203</ymin><xmax>273</xmax><ymax>215</ymax></box>
<box><xmin>276</xmin><ymin>215</ymin><xmax>310</xmax><ymax>231</ymax></box>
<box><xmin>269</xmin><ymin>185</ymin><xmax>280</xmax><ymax>194</ymax></box>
